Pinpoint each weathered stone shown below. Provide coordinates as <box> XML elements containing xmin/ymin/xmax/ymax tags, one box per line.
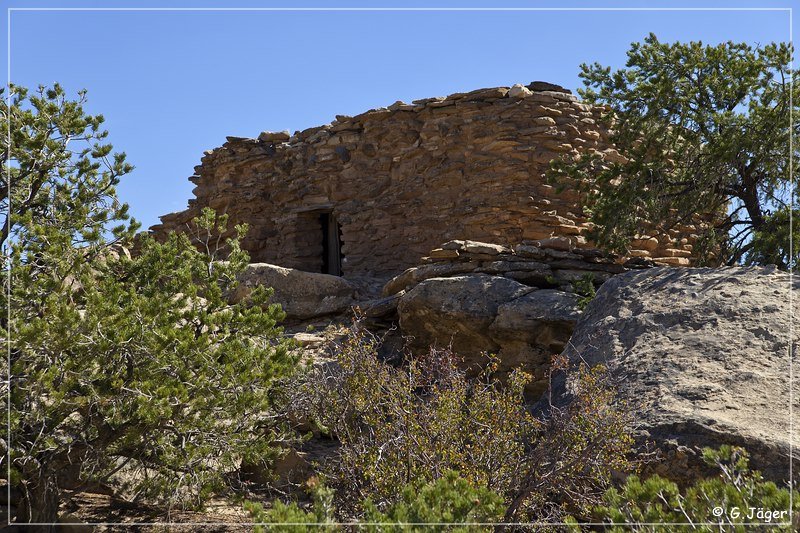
<box><xmin>602</xmin><ymin>147</ymin><xmax>627</xmax><ymax>164</ymax></box>
<box><xmin>451</xmin><ymin>87</ymin><xmax>509</xmax><ymax>101</ymax></box>
<box><xmin>233</xmin><ymin>263</ymin><xmax>355</xmax><ymax>319</ymax></box>
<box><xmin>508</xmin><ymin>83</ymin><xmax>533</xmax><ymax>98</ymax></box>
<box><xmin>527</xmin><ymin>81</ymin><xmax>572</xmax><ymax>94</ymax></box>
<box><xmin>428</xmin><ymin>248</ymin><xmax>460</xmax><ymax>260</ymax></box>
<box><xmin>559</xmin><ymin>266</ymin><xmax>799</xmax><ymax>483</ymax></box>
<box><xmin>532</xmin><ymin>116</ymin><xmax>557</xmax><ymax>127</ymax></box>
<box><xmin>398</xmin><ymin>274</ymin><xmax>533</xmax><ymax>365</ymax></box>
<box><xmin>547</xmin><ymin>258</ymin><xmax>625</xmax><ymax>273</ymax></box>
<box><xmin>383</xmin><ymin>261</ymin><xmax>482</xmax><ymax>296</ymax></box>
<box><xmin>462</xmin><ymin>240</ymin><xmax>511</xmax><ymax>255</ymax></box>
<box><xmin>292</xmin><ymin>333</ymin><xmax>326</xmax><ymax>346</ymax></box>
<box><xmin>387</xmin><ymin>100</ymin><xmax>408</xmax><ymax>111</ymax></box>
<box><xmin>477</xmin><ymin>260</ymin><xmax>550</xmax><ymax>275</ymax></box>
<box><xmin>514</xmin><ymin>244</ymin><xmax>546</xmax><ymax>259</ymax></box>
<box><xmin>258</xmin><ymin>130</ymin><xmax>291</xmax><ymax>142</ymax></box>
<box><xmin>504</xmin><ymin>270</ymin><xmax>557</xmax><ymax>287</ymax></box>
<box><xmin>535</xmin><ymin>236</ymin><xmax>573</xmax><ymax>251</ymax></box>
<box><xmin>398</xmin><ymin>275</ymin><xmax>582</xmax><ymax>398</ymax></box>
<box><xmin>552</xmin><ymin>268</ymin><xmax>612</xmax><ymax>283</ymax></box>
<box><xmin>358</xmin><ymin>291</ymin><xmax>404</xmax><ymax>319</ymax></box>
<box><xmin>490</xmin><ymin>289</ymin><xmax>581</xmax><ymax>341</ymax></box>
<box><xmin>441</xmin><ymin>240</ymin><xmax>466</xmax><ymax>251</ymax></box>
<box><xmin>655</xmin><ymin>256</ymin><xmax>692</xmax><ymax>266</ymax></box>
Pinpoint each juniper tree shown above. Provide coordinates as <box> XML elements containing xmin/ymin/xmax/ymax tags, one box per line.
<box><xmin>1</xmin><ymin>84</ymin><xmax>297</xmax><ymax>528</ymax></box>
<box><xmin>549</xmin><ymin>34</ymin><xmax>799</xmax><ymax>269</ymax></box>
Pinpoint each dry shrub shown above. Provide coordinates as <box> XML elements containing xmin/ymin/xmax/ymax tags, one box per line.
<box><xmin>297</xmin><ymin>321</ymin><xmax>637</xmax><ymax>523</ymax></box>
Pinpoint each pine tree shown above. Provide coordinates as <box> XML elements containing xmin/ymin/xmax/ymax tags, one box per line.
<box><xmin>1</xmin><ymin>84</ymin><xmax>298</xmax><ymax>528</ymax></box>
<box><xmin>549</xmin><ymin>35</ymin><xmax>799</xmax><ymax>269</ymax></box>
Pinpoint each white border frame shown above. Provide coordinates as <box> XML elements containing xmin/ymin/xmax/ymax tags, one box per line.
<box><xmin>4</xmin><ymin>4</ymin><xmax>794</xmax><ymax>529</ymax></box>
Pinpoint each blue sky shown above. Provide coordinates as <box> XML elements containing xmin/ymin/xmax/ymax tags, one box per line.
<box><xmin>3</xmin><ymin>0</ymin><xmax>794</xmax><ymax>229</ymax></box>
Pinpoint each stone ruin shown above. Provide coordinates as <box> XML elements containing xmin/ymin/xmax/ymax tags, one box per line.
<box><xmin>149</xmin><ymin>83</ymin><xmax>797</xmax><ymax>487</ymax></box>
<box><xmin>151</xmin><ymin>81</ymin><xmax>699</xmax><ymax>285</ymax></box>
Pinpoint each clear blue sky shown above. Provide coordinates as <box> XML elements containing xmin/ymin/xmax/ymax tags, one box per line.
<box><xmin>3</xmin><ymin>0</ymin><xmax>794</xmax><ymax>229</ymax></box>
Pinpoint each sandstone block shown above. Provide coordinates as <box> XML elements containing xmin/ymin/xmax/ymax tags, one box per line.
<box><xmin>428</xmin><ymin>248</ymin><xmax>461</xmax><ymax>260</ymax></box>
<box><xmin>526</xmin><ymin>81</ymin><xmax>572</xmax><ymax>93</ymax></box>
<box><xmin>508</xmin><ymin>84</ymin><xmax>533</xmax><ymax>98</ymax></box>
<box><xmin>382</xmin><ymin>261</ymin><xmax>482</xmax><ymax>295</ymax></box>
<box><xmin>532</xmin><ymin>116</ymin><xmax>557</xmax><ymax>127</ymax></box>
<box><xmin>462</xmin><ymin>241</ymin><xmax>511</xmax><ymax>255</ymax></box>
<box><xmin>534</xmin><ymin>236</ymin><xmax>573</xmax><ymax>251</ymax></box>
<box><xmin>258</xmin><ymin>130</ymin><xmax>291</xmax><ymax>142</ymax></box>
<box><xmin>358</xmin><ymin>291</ymin><xmax>404</xmax><ymax>319</ymax></box>
<box><xmin>233</xmin><ymin>263</ymin><xmax>355</xmax><ymax>319</ymax></box>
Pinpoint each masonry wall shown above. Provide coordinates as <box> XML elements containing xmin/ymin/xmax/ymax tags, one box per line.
<box><xmin>151</xmin><ymin>82</ymin><xmax>697</xmax><ymax>279</ymax></box>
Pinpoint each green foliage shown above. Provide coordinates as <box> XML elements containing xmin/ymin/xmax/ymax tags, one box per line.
<box><xmin>1</xmin><ymin>84</ymin><xmax>134</xmax><ymax>248</ymax></box>
<box><xmin>744</xmin><ymin>207</ymin><xmax>800</xmax><ymax>270</ymax></box>
<box><xmin>363</xmin><ymin>471</ymin><xmax>505</xmax><ymax>532</ymax></box>
<box><xmin>548</xmin><ymin>35</ymin><xmax>798</xmax><ymax>268</ymax></box>
<box><xmin>245</xmin><ymin>472</ymin><xmax>503</xmax><ymax>532</ymax></box>
<box><xmin>298</xmin><ymin>325</ymin><xmax>636</xmax><ymax>523</ymax></box>
<box><xmin>3</xmin><ymin>85</ymin><xmax>298</xmax><ymax>523</ymax></box>
<box><xmin>570</xmin><ymin>274</ymin><xmax>597</xmax><ymax>311</ymax></box>
<box><xmin>245</xmin><ymin>479</ymin><xmax>337</xmax><ymax>532</ymax></box>
<box><xmin>590</xmin><ymin>446</ymin><xmax>799</xmax><ymax>531</ymax></box>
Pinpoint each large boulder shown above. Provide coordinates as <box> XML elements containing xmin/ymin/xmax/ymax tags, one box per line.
<box><xmin>397</xmin><ymin>274</ymin><xmax>581</xmax><ymax>396</ymax></box>
<box><xmin>561</xmin><ymin>266</ymin><xmax>798</xmax><ymax>483</ymax></box>
<box><xmin>233</xmin><ymin>263</ymin><xmax>355</xmax><ymax>320</ymax></box>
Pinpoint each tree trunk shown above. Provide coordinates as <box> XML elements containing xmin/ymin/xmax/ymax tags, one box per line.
<box><xmin>18</xmin><ymin>474</ymin><xmax>60</xmax><ymax>532</ymax></box>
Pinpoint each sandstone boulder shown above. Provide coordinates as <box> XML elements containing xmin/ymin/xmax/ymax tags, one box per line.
<box><xmin>233</xmin><ymin>263</ymin><xmax>355</xmax><ymax>320</ymax></box>
<box><xmin>382</xmin><ymin>261</ymin><xmax>481</xmax><ymax>296</ymax></box>
<box><xmin>397</xmin><ymin>274</ymin><xmax>582</xmax><ymax>396</ymax></box>
<box><xmin>560</xmin><ymin>266</ymin><xmax>798</xmax><ymax>483</ymax></box>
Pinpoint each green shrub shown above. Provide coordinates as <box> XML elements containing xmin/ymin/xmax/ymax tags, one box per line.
<box><xmin>246</xmin><ymin>472</ymin><xmax>503</xmax><ymax>532</ymax></box>
<box><xmin>570</xmin><ymin>274</ymin><xmax>597</xmax><ymax>311</ymax></box>
<box><xmin>590</xmin><ymin>446</ymin><xmax>799</xmax><ymax>532</ymax></box>
<box><xmin>364</xmin><ymin>470</ymin><xmax>504</xmax><ymax>532</ymax></box>
<box><xmin>245</xmin><ymin>479</ymin><xmax>337</xmax><ymax>532</ymax></box>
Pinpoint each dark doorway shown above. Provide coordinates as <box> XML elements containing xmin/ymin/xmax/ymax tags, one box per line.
<box><xmin>319</xmin><ymin>212</ymin><xmax>344</xmax><ymax>276</ymax></box>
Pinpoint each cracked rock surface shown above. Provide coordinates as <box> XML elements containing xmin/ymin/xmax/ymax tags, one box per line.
<box><xmin>560</xmin><ymin>266</ymin><xmax>798</xmax><ymax>483</ymax></box>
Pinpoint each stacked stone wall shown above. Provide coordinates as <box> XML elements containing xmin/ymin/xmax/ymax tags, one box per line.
<box><xmin>151</xmin><ymin>82</ymin><xmax>697</xmax><ymax>278</ymax></box>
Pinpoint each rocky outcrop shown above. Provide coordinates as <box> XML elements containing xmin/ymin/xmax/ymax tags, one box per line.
<box><xmin>396</xmin><ymin>273</ymin><xmax>582</xmax><ymax>398</ymax></box>
<box><xmin>384</xmin><ymin>237</ymin><xmax>632</xmax><ymax>296</ymax></box>
<box><xmin>233</xmin><ymin>263</ymin><xmax>355</xmax><ymax>320</ymax></box>
<box><xmin>152</xmin><ymin>82</ymin><xmax>700</xmax><ymax>278</ymax></box>
<box><xmin>389</xmin><ymin>238</ymin><xmax>649</xmax><ymax>396</ymax></box>
<box><xmin>560</xmin><ymin>266</ymin><xmax>798</xmax><ymax>483</ymax></box>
